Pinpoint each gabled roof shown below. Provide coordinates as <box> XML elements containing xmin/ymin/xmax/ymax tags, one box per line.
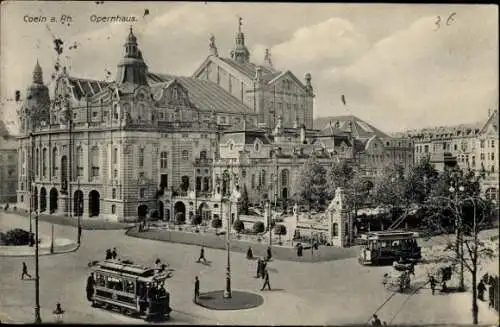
<box><xmin>479</xmin><ymin>109</ymin><xmax>498</xmax><ymax>134</ymax></box>
<box><xmin>314</xmin><ymin>115</ymin><xmax>389</xmax><ymax>138</ymax></box>
<box><xmin>148</xmin><ymin>73</ymin><xmax>253</xmax><ymax>114</ymax></box>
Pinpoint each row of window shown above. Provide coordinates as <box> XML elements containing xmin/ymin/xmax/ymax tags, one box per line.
<box><xmin>480</xmin><ymin>139</ymin><xmax>495</xmax><ymax>149</ymax></box>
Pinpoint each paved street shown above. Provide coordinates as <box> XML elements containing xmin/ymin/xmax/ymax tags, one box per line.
<box><xmin>0</xmin><ymin>212</ymin><xmax>498</xmax><ymax>325</ymax></box>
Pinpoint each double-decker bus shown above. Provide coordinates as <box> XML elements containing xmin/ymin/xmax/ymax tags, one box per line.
<box><xmin>358</xmin><ymin>231</ymin><xmax>421</xmax><ymax>265</ymax></box>
<box><xmin>88</xmin><ymin>260</ymin><xmax>172</xmax><ymax>320</ymax></box>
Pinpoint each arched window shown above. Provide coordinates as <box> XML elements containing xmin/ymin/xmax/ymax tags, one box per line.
<box><xmin>76</xmin><ymin>146</ymin><xmax>83</xmax><ymax>177</ymax></box>
<box><xmin>182</xmin><ymin>150</ymin><xmax>189</xmax><ymax>161</ymax></box>
<box><xmin>113</xmin><ymin>148</ymin><xmax>118</xmax><ymax>165</ymax></box>
<box><xmin>52</xmin><ymin>147</ymin><xmax>58</xmax><ymax>176</ymax></box>
<box><xmin>42</xmin><ymin>148</ymin><xmax>47</xmax><ymax>177</ymax></box>
<box><xmin>90</xmin><ymin>146</ymin><xmax>100</xmax><ymax>177</ymax></box>
<box><xmin>333</xmin><ymin>223</ymin><xmax>338</xmax><ymax>237</ymax></box>
<box><xmin>160</xmin><ymin>151</ymin><xmax>168</xmax><ymax>169</ymax></box>
<box><xmin>138</xmin><ymin>147</ymin><xmax>144</xmax><ymax>168</ymax></box>
<box><xmin>281</xmin><ymin>169</ymin><xmax>289</xmax><ymax>186</ymax></box>
<box><xmin>199</xmin><ymin>150</ymin><xmax>207</xmax><ymax>160</ymax></box>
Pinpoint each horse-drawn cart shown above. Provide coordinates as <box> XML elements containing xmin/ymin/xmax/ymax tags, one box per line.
<box><xmin>382</xmin><ymin>262</ymin><xmax>414</xmax><ymax>292</ymax></box>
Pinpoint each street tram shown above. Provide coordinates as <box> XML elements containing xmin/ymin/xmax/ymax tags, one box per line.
<box><xmin>358</xmin><ymin>231</ymin><xmax>421</xmax><ymax>265</ymax></box>
<box><xmin>88</xmin><ymin>260</ymin><xmax>172</xmax><ymax>320</ymax></box>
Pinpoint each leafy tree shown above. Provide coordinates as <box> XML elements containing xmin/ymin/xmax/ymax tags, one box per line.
<box><xmin>211</xmin><ymin>218</ymin><xmax>222</xmax><ymax>234</ymax></box>
<box><xmin>371</xmin><ymin>163</ymin><xmax>407</xmax><ymax>209</ymax></box>
<box><xmin>233</xmin><ymin>219</ymin><xmax>245</xmax><ymax>234</ymax></box>
<box><xmin>296</xmin><ymin>157</ymin><xmax>328</xmax><ymax>208</ymax></box>
<box><xmin>252</xmin><ymin>221</ymin><xmax>265</xmax><ymax>234</ymax></box>
<box><xmin>274</xmin><ymin>224</ymin><xmax>287</xmax><ymax>243</ymax></box>
<box><xmin>404</xmin><ymin>157</ymin><xmax>440</xmax><ymax>204</ymax></box>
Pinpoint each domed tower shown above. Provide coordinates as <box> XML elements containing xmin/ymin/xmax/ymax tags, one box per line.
<box><xmin>230</xmin><ymin>17</ymin><xmax>250</xmax><ymax>64</ymax></box>
<box><xmin>116</xmin><ymin>27</ymin><xmax>149</xmax><ymax>85</ymax></box>
<box><xmin>20</xmin><ymin>60</ymin><xmax>50</xmax><ymax>132</ymax></box>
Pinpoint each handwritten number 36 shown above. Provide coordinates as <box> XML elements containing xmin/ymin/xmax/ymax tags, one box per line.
<box><xmin>435</xmin><ymin>12</ymin><xmax>456</xmax><ymax>30</ymax></box>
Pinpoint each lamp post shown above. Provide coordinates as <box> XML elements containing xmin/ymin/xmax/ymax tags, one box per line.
<box><xmin>34</xmin><ymin>209</ymin><xmax>42</xmax><ymax>324</ymax></box>
<box><xmin>449</xmin><ymin>184</ymin><xmax>465</xmax><ymax>291</ymax></box>
<box><xmin>224</xmin><ymin>196</ymin><xmax>232</xmax><ymax>299</ymax></box>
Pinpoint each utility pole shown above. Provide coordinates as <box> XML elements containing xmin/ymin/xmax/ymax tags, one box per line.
<box><xmin>34</xmin><ymin>210</ymin><xmax>42</xmax><ymax>324</ymax></box>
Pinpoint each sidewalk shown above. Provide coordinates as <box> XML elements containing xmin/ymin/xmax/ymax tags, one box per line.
<box><xmin>0</xmin><ymin>235</ymin><xmax>78</xmax><ymax>257</ymax></box>
<box><xmin>2</xmin><ymin>209</ymin><xmax>134</xmax><ymax>230</ymax></box>
<box><xmin>126</xmin><ymin>227</ymin><xmax>358</xmax><ymax>262</ymax></box>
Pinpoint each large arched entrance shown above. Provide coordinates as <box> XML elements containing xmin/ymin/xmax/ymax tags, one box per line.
<box><xmin>49</xmin><ymin>188</ymin><xmax>58</xmax><ymax>213</ymax></box>
<box><xmin>88</xmin><ymin>190</ymin><xmax>100</xmax><ymax>217</ymax></box>
<box><xmin>33</xmin><ymin>187</ymin><xmax>38</xmax><ymax>211</ymax></box>
<box><xmin>40</xmin><ymin>187</ymin><xmax>47</xmax><ymax>212</ymax></box>
<box><xmin>158</xmin><ymin>201</ymin><xmax>164</xmax><ymax>220</ymax></box>
<box><xmin>74</xmin><ymin>190</ymin><xmax>84</xmax><ymax>217</ymax></box>
<box><xmin>174</xmin><ymin>201</ymin><xmax>186</xmax><ymax>222</ymax></box>
<box><xmin>138</xmin><ymin>205</ymin><xmax>148</xmax><ymax>220</ymax></box>
<box><xmin>198</xmin><ymin>202</ymin><xmax>211</xmax><ymax>221</ymax></box>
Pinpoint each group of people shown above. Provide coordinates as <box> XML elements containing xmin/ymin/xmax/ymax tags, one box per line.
<box><xmin>105</xmin><ymin>247</ymin><xmax>118</xmax><ymax>260</ymax></box>
<box><xmin>477</xmin><ymin>273</ymin><xmax>498</xmax><ymax>309</ymax></box>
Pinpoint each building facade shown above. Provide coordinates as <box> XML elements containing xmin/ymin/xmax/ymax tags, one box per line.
<box><xmin>16</xmin><ymin>23</ymin><xmax>415</xmax><ymax>222</ymax></box>
<box><xmin>399</xmin><ymin>109</ymin><xmax>499</xmax><ymax>201</ymax></box>
<box><xmin>0</xmin><ymin>120</ymin><xmax>18</xmax><ymax>204</ymax></box>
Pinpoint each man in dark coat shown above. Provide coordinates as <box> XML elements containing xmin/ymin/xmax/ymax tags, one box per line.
<box><xmin>197</xmin><ymin>246</ymin><xmax>207</xmax><ymax>264</ymax></box>
<box><xmin>261</xmin><ymin>260</ymin><xmax>267</xmax><ymax>279</ymax></box>
<box><xmin>261</xmin><ymin>269</ymin><xmax>271</xmax><ymax>291</ymax></box>
<box><xmin>478</xmin><ymin>279</ymin><xmax>486</xmax><ymax>301</ymax></box>
<box><xmin>105</xmin><ymin>249</ymin><xmax>112</xmax><ymax>260</ymax></box>
<box><xmin>429</xmin><ymin>275</ymin><xmax>437</xmax><ymax>295</ymax></box>
<box><xmin>21</xmin><ymin>262</ymin><xmax>32</xmax><ymax>280</ymax></box>
<box><xmin>111</xmin><ymin>247</ymin><xmax>118</xmax><ymax>260</ymax></box>
<box><xmin>194</xmin><ymin>276</ymin><xmax>200</xmax><ymax>303</ymax></box>
<box><xmin>86</xmin><ymin>273</ymin><xmax>95</xmax><ymax>301</ymax></box>
<box><xmin>297</xmin><ymin>243</ymin><xmax>303</xmax><ymax>257</ymax></box>
<box><xmin>256</xmin><ymin>258</ymin><xmax>262</xmax><ymax>278</ymax></box>
<box><xmin>488</xmin><ymin>281</ymin><xmax>495</xmax><ymax>308</ymax></box>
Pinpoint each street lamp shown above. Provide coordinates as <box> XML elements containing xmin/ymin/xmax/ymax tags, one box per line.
<box><xmin>34</xmin><ymin>209</ymin><xmax>42</xmax><ymax>324</ymax></box>
<box><xmin>449</xmin><ymin>184</ymin><xmax>466</xmax><ymax>291</ymax></box>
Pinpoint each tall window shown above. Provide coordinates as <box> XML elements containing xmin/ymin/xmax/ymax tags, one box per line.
<box><xmin>138</xmin><ymin>148</ymin><xmax>144</xmax><ymax>168</ymax></box>
<box><xmin>112</xmin><ymin>188</ymin><xmax>116</xmax><ymax>199</ymax></box>
<box><xmin>199</xmin><ymin>150</ymin><xmax>207</xmax><ymax>160</ymax></box>
<box><xmin>480</xmin><ymin>140</ymin><xmax>485</xmax><ymax>148</ymax></box>
<box><xmin>160</xmin><ymin>151</ymin><xmax>168</xmax><ymax>169</ymax></box>
<box><xmin>260</xmin><ymin>170</ymin><xmax>266</xmax><ymax>187</ymax></box>
<box><xmin>160</xmin><ymin>174</ymin><xmax>168</xmax><ymax>189</ymax></box>
<box><xmin>203</xmin><ymin>177</ymin><xmax>210</xmax><ymax>192</ymax></box>
<box><xmin>42</xmin><ymin>148</ymin><xmax>47</xmax><ymax>177</ymax></box>
<box><xmin>36</xmin><ymin>148</ymin><xmax>39</xmax><ymax>177</ymax></box>
<box><xmin>113</xmin><ymin>148</ymin><xmax>118</xmax><ymax>165</ymax></box>
<box><xmin>182</xmin><ymin>150</ymin><xmax>189</xmax><ymax>161</ymax></box>
<box><xmin>251</xmin><ymin>174</ymin><xmax>255</xmax><ymax>189</ymax></box>
<box><xmin>281</xmin><ymin>169</ymin><xmax>289</xmax><ymax>186</ymax></box>
<box><xmin>76</xmin><ymin>146</ymin><xmax>83</xmax><ymax>177</ymax></box>
<box><xmin>139</xmin><ymin>188</ymin><xmax>145</xmax><ymax>198</ymax></box>
<box><xmin>52</xmin><ymin>147</ymin><xmax>58</xmax><ymax>176</ymax></box>
<box><xmin>90</xmin><ymin>146</ymin><xmax>100</xmax><ymax>177</ymax></box>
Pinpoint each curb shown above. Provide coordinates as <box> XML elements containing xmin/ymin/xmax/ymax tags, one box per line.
<box><xmin>125</xmin><ymin>228</ymin><xmax>358</xmax><ymax>263</ymax></box>
<box><xmin>0</xmin><ymin>243</ymin><xmax>80</xmax><ymax>258</ymax></box>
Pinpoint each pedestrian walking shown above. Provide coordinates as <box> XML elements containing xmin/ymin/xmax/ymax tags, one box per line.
<box><xmin>371</xmin><ymin>314</ymin><xmax>382</xmax><ymax>326</ymax></box>
<box><xmin>246</xmin><ymin>246</ymin><xmax>253</xmax><ymax>260</ymax></box>
<box><xmin>261</xmin><ymin>260</ymin><xmax>267</xmax><ymax>279</ymax></box>
<box><xmin>297</xmin><ymin>243</ymin><xmax>303</xmax><ymax>257</ymax></box>
<box><xmin>488</xmin><ymin>283</ymin><xmax>495</xmax><ymax>308</ymax></box>
<box><xmin>53</xmin><ymin>303</ymin><xmax>65</xmax><ymax>323</ymax></box>
<box><xmin>194</xmin><ymin>276</ymin><xmax>200</xmax><ymax>303</ymax></box>
<box><xmin>111</xmin><ymin>247</ymin><xmax>118</xmax><ymax>260</ymax></box>
<box><xmin>266</xmin><ymin>246</ymin><xmax>272</xmax><ymax>261</ymax></box>
<box><xmin>429</xmin><ymin>275</ymin><xmax>436</xmax><ymax>295</ymax></box>
<box><xmin>409</xmin><ymin>262</ymin><xmax>415</xmax><ymax>276</ymax></box>
<box><xmin>256</xmin><ymin>258</ymin><xmax>262</xmax><ymax>278</ymax></box>
<box><xmin>86</xmin><ymin>273</ymin><xmax>95</xmax><ymax>302</ymax></box>
<box><xmin>478</xmin><ymin>279</ymin><xmax>486</xmax><ymax>301</ymax></box>
<box><xmin>197</xmin><ymin>246</ymin><xmax>207</xmax><ymax>264</ymax></box>
<box><xmin>105</xmin><ymin>249</ymin><xmax>112</xmax><ymax>260</ymax></box>
<box><xmin>21</xmin><ymin>262</ymin><xmax>32</xmax><ymax>280</ymax></box>
<box><xmin>261</xmin><ymin>269</ymin><xmax>271</xmax><ymax>291</ymax></box>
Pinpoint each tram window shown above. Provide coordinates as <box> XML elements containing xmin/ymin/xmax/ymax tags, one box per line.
<box><xmin>96</xmin><ymin>274</ymin><xmax>105</xmax><ymax>287</ymax></box>
<box><xmin>124</xmin><ymin>280</ymin><xmax>135</xmax><ymax>293</ymax></box>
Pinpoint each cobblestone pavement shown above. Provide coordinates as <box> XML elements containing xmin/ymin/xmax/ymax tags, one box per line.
<box><xmin>0</xmin><ymin>212</ymin><xmax>497</xmax><ymax>325</ymax></box>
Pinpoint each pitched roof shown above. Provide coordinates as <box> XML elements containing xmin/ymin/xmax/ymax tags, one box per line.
<box><xmin>147</xmin><ymin>73</ymin><xmax>253</xmax><ymax>114</ymax></box>
<box><xmin>67</xmin><ymin>77</ymin><xmax>110</xmax><ymax>100</ymax></box>
<box><xmin>314</xmin><ymin>115</ymin><xmax>389</xmax><ymax>138</ymax></box>
<box><xmin>218</xmin><ymin>57</ymin><xmax>276</xmax><ymax>80</ymax></box>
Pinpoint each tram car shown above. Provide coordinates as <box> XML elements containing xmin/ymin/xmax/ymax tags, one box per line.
<box><xmin>88</xmin><ymin>260</ymin><xmax>173</xmax><ymax>320</ymax></box>
<box><xmin>358</xmin><ymin>231</ymin><xmax>421</xmax><ymax>265</ymax></box>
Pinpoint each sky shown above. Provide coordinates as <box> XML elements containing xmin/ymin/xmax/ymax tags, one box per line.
<box><xmin>0</xmin><ymin>1</ymin><xmax>498</xmax><ymax>133</ymax></box>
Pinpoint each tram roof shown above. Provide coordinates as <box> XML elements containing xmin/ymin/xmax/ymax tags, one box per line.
<box><xmin>360</xmin><ymin>231</ymin><xmax>419</xmax><ymax>240</ymax></box>
<box><xmin>93</xmin><ymin>260</ymin><xmax>156</xmax><ymax>277</ymax></box>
